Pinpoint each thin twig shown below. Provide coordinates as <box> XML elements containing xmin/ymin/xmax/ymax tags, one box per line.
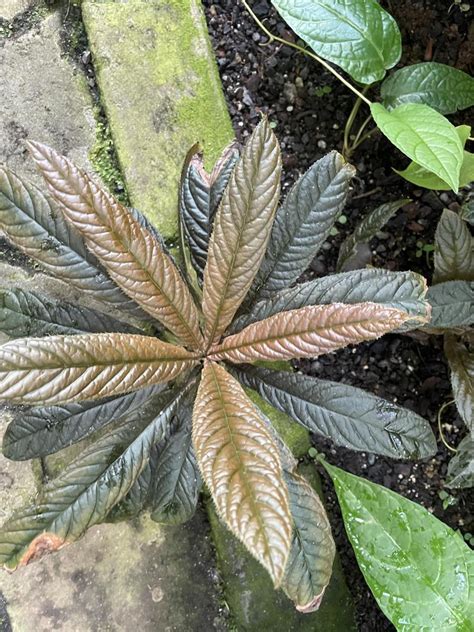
<box><xmin>437</xmin><ymin>400</ymin><xmax>458</xmax><ymax>453</ymax></box>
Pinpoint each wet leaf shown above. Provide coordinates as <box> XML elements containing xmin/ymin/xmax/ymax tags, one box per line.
<box><xmin>28</xmin><ymin>142</ymin><xmax>203</xmax><ymax>349</ymax></box>
<box><xmin>211</xmin><ymin>303</ymin><xmax>409</xmax><ymax>363</ymax></box>
<box><xmin>193</xmin><ymin>361</ymin><xmax>292</xmax><ymax>586</ymax></box>
<box><xmin>271</xmin><ymin>0</ymin><xmax>401</xmax><ymax>84</ymax></box>
<box><xmin>444</xmin><ymin>334</ymin><xmax>473</xmax><ymax>431</ymax></box>
<box><xmin>446</xmin><ymin>436</ymin><xmax>474</xmax><ymax>489</ymax></box>
<box><xmin>250</xmin><ymin>152</ymin><xmax>354</xmax><ymax>302</ymax></box>
<box><xmin>0</xmin><ymin>333</ymin><xmax>197</xmax><ymax>405</ymax></box>
<box><xmin>202</xmin><ymin>119</ymin><xmax>281</xmax><ymax>346</ymax></box>
<box><xmin>337</xmin><ymin>199</ymin><xmax>409</xmax><ymax>272</ymax></box>
<box><xmin>433</xmin><ymin>209</ymin><xmax>473</xmax><ymax>284</ymax></box>
<box><xmin>322</xmin><ymin>461</ymin><xmax>474</xmax><ymax>630</ymax></box>
<box><xmin>233</xmin><ymin>365</ymin><xmax>436</xmax><ymax>459</ymax></box>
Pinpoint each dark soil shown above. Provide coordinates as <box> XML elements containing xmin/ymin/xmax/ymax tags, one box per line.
<box><xmin>203</xmin><ymin>1</ymin><xmax>474</xmax><ymax>629</ymax></box>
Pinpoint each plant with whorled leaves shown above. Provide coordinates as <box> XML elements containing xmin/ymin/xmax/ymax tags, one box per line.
<box><xmin>0</xmin><ymin>119</ymin><xmax>436</xmax><ymax>611</ymax></box>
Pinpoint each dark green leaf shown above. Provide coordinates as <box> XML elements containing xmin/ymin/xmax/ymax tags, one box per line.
<box><xmin>249</xmin><ymin>152</ymin><xmax>354</xmax><ymax>303</ymax></box>
<box><xmin>446</xmin><ymin>436</ymin><xmax>474</xmax><ymax>489</ymax></box>
<box><xmin>0</xmin><ymin>288</ymin><xmax>141</xmax><ymax>339</ymax></box>
<box><xmin>2</xmin><ymin>384</ymin><xmax>166</xmax><ymax>460</ymax></box>
<box><xmin>209</xmin><ymin>141</ymin><xmax>240</xmax><ymax>219</ymax></box>
<box><xmin>381</xmin><ymin>62</ymin><xmax>474</xmax><ymax>114</ymax></box>
<box><xmin>337</xmin><ymin>199</ymin><xmax>409</xmax><ymax>272</ymax></box>
<box><xmin>281</xmin><ymin>470</ymin><xmax>335</xmax><ymax>612</ymax></box>
<box><xmin>233</xmin><ymin>365</ymin><xmax>436</xmax><ymax>459</ymax></box>
<box><xmin>444</xmin><ymin>334</ymin><xmax>473</xmax><ymax>431</ymax></box>
<box><xmin>426</xmin><ymin>281</ymin><xmax>474</xmax><ymax>330</ymax></box>
<box><xmin>271</xmin><ymin>0</ymin><xmax>401</xmax><ymax>84</ymax></box>
<box><xmin>0</xmin><ymin>167</ymin><xmax>141</xmax><ymax>316</ymax></box>
<box><xmin>434</xmin><ymin>209</ymin><xmax>473</xmax><ymax>283</ymax></box>
<box><xmin>0</xmin><ymin>386</ymin><xmax>186</xmax><ymax>570</ymax></box>
<box><xmin>322</xmin><ymin>461</ymin><xmax>474</xmax><ymax>630</ymax></box>
<box><xmin>232</xmin><ymin>269</ymin><xmax>429</xmax><ymax>333</ymax></box>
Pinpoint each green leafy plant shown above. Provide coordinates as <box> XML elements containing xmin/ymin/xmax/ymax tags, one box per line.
<box><xmin>425</xmin><ymin>209</ymin><xmax>474</xmax><ymax>489</ymax></box>
<box><xmin>0</xmin><ymin>120</ymin><xmax>437</xmax><ymax>612</ymax></box>
<box><xmin>242</xmin><ymin>0</ymin><xmax>474</xmax><ymax>192</ymax></box>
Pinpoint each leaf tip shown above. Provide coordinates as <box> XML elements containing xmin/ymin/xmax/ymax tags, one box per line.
<box><xmin>295</xmin><ymin>587</ymin><xmax>327</xmax><ymax>614</ymax></box>
<box><xmin>20</xmin><ymin>532</ymin><xmax>66</xmax><ymax>567</ymax></box>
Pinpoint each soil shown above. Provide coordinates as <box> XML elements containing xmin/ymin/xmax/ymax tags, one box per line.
<box><xmin>202</xmin><ymin>1</ymin><xmax>474</xmax><ymax>629</ymax></box>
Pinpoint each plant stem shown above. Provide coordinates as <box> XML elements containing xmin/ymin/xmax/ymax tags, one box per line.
<box><xmin>241</xmin><ymin>0</ymin><xmax>372</xmax><ymax>106</ymax></box>
<box><xmin>437</xmin><ymin>399</ymin><xmax>458</xmax><ymax>453</ymax></box>
<box><xmin>343</xmin><ymin>96</ymin><xmax>364</xmax><ymax>157</ymax></box>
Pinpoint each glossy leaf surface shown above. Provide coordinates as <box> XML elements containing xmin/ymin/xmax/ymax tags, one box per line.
<box><xmin>193</xmin><ymin>361</ymin><xmax>292</xmax><ymax>586</ymax></box>
<box><xmin>323</xmin><ymin>462</ymin><xmax>474</xmax><ymax>630</ymax></box>
<box><xmin>337</xmin><ymin>199</ymin><xmax>409</xmax><ymax>271</ymax></box>
<box><xmin>211</xmin><ymin>303</ymin><xmax>409</xmax><ymax>363</ymax></box>
<box><xmin>381</xmin><ymin>62</ymin><xmax>474</xmax><ymax>114</ymax></box>
<box><xmin>233</xmin><ymin>269</ymin><xmax>429</xmax><ymax>333</ymax></box>
<box><xmin>0</xmin><ymin>388</ymin><xmax>185</xmax><ymax>570</ymax></box>
<box><xmin>427</xmin><ymin>281</ymin><xmax>474</xmax><ymax>330</ymax></box>
<box><xmin>371</xmin><ymin>103</ymin><xmax>464</xmax><ymax>191</ymax></box>
<box><xmin>250</xmin><ymin>152</ymin><xmax>354</xmax><ymax>302</ymax></box>
<box><xmin>271</xmin><ymin>0</ymin><xmax>401</xmax><ymax>84</ymax></box>
<box><xmin>0</xmin><ymin>333</ymin><xmax>197</xmax><ymax>405</ymax></box>
<box><xmin>446</xmin><ymin>436</ymin><xmax>474</xmax><ymax>489</ymax></box>
<box><xmin>444</xmin><ymin>334</ymin><xmax>473</xmax><ymax>431</ymax></box>
<box><xmin>28</xmin><ymin>142</ymin><xmax>203</xmax><ymax>348</ymax></box>
<box><xmin>233</xmin><ymin>365</ymin><xmax>436</xmax><ymax>459</ymax></box>
<box><xmin>202</xmin><ymin>119</ymin><xmax>281</xmax><ymax>345</ymax></box>
<box><xmin>433</xmin><ymin>209</ymin><xmax>473</xmax><ymax>284</ymax></box>
<box><xmin>282</xmin><ymin>471</ymin><xmax>335</xmax><ymax>612</ymax></box>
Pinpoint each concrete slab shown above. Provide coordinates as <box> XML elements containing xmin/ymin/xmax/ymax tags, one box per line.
<box><xmin>82</xmin><ymin>0</ymin><xmax>234</xmax><ymax>239</ymax></box>
<box><xmin>0</xmin><ymin>0</ymin><xmax>35</xmax><ymax>21</ymax></box>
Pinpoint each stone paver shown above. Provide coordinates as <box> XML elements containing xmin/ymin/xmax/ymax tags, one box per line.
<box><xmin>82</xmin><ymin>0</ymin><xmax>234</xmax><ymax>239</ymax></box>
<box><xmin>0</xmin><ymin>0</ymin><xmax>34</xmax><ymax>21</ymax></box>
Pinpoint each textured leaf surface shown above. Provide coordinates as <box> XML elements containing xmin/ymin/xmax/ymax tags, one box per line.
<box><xmin>0</xmin><ymin>288</ymin><xmax>139</xmax><ymax>338</ymax></box>
<box><xmin>233</xmin><ymin>365</ymin><xmax>436</xmax><ymax>459</ymax></box>
<box><xmin>209</xmin><ymin>141</ymin><xmax>240</xmax><ymax>219</ymax></box>
<box><xmin>193</xmin><ymin>361</ymin><xmax>292</xmax><ymax>586</ymax></box>
<box><xmin>2</xmin><ymin>385</ymin><xmax>165</xmax><ymax>460</ymax></box>
<box><xmin>0</xmin><ymin>388</ymin><xmax>184</xmax><ymax>570</ymax></box>
<box><xmin>271</xmin><ymin>0</ymin><xmax>401</xmax><ymax>84</ymax></box>
<box><xmin>250</xmin><ymin>152</ymin><xmax>354</xmax><ymax>302</ymax></box>
<box><xmin>381</xmin><ymin>63</ymin><xmax>474</xmax><ymax>114</ymax></box>
<box><xmin>323</xmin><ymin>462</ymin><xmax>474</xmax><ymax>630</ymax></box>
<box><xmin>337</xmin><ymin>199</ymin><xmax>409</xmax><ymax>271</ymax></box>
<box><xmin>28</xmin><ymin>142</ymin><xmax>203</xmax><ymax>349</ymax></box>
<box><xmin>446</xmin><ymin>436</ymin><xmax>474</xmax><ymax>489</ymax></box>
<box><xmin>0</xmin><ymin>167</ymin><xmax>140</xmax><ymax>315</ymax></box>
<box><xmin>202</xmin><ymin>119</ymin><xmax>281</xmax><ymax>346</ymax></box>
<box><xmin>371</xmin><ymin>103</ymin><xmax>464</xmax><ymax>191</ymax></box>
<box><xmin>433</xmin><ymin>209</ymin><xmax>473</xmax><ymax>283</ymax></box>
<box><xmin>444</xmin><ymin>335</ymin><xmax>473</xmax><ymax>431</ymax></box>
<box><xmin>427</xmin><ymin>281</ymin><xmax>474</xmax><ymax>329</ymax></box>
<box><xmin>211</xmin><ymin>303</ymin><xmax>409</xmax><ymax>363</ymax></box>
<box><xmin>282</xmin><ymin>471</ymin><xmax>335</xmax><ymax>612</ymax></box>
<box><xmin>0</xmin><ymin>333</ymin><xmax>197</xmax><ymax>405</ymax></box>
<box><xmin>233</xmin><ymin>269</ymin><xmax>429</xmax><ymax>333</ymax></box>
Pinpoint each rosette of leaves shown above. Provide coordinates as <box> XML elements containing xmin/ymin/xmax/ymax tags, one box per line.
<box><xmin>0</xmin><ymin>119</ymin><xmax>435</xmax><ymax>612</ymax></box>
<box><xmin>425</xmin><ymin>209</ymin><xmax>474</xmax><ymax>488</ymax></box>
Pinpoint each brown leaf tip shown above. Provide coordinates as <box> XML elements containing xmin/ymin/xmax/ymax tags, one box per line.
<box><xmin>296</xmin><ymin>587</ymin><xmax>327</xmax><ymax>614</ymax></box>
<box><xmin>20</xmin><ymin>533</ymin><xmax>66</xmax><ymax>566</ymax></box>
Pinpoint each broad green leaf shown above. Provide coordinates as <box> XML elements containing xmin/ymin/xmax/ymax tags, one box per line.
<box><xmin>28</xmin><ymin>142</ymin><xmax>203</xmax><ymax>349</ymax></box>
<box><xmin>249</xmin><ymin>152</ymin><xmax>354</xmax><ymax>303</ymax></box>
<box><xmin>426</xmin><ymin>281</ymin><xmax>474</xmax><ymax>329</ymax></box>
<box><xmin>381</xmin><ymin>62</ymin><xmax>474</xmax><ymax>113</ymax></box>
<box><xmin>281</xmin><ymin>471</ymin><xmax>335</xmax><ymax>612</ymax></box>
<box><xmin>370</xmin><ymin>103</ymin><xmax>464</xmax><ymax>191</ymax></box>
<box><xmin>444</xmin><ymin>334</ymin><xmax>473</xmax><ymax>431</ymax></box>
<box><xmin>0</xmin><ymin>387</ymin><xmax>186</xmax><ymax>570</ymax></box>
<box><xmin>233</xmin><ymin>365</ymin><xmax>436</xmax><ymax>459</ymax></box>
<box><xmin>0</xmin><ymin>333</ymin><xmax>197</xmax><ymax>405</ymax></box>
<box><xmin>210</xmin><ymin>303</ymin><xmax>409</xmax><ymax>363</ymax></box>
<box><xmin>193</xmin><ymin>361</ymin><xmax>292</xmax><ymax>586</ymax></box>
<box><xmin>433</xmin><ymin>209</ymin><xmax>473</xmax><ymax>284</ymax></box>
<box><xmin>322</xmin><ymin>461</ymin><xmax>474</xmax><ymax>630</ymax></box>
<box><xmin>446</xmin><ymin>436</ymin><xmax>474</xmax><ymax>489</ymax></box>
<box><xmin>396</xmin><ymin>126</ymin><xmax>474</xmax><ymax>190</ymax></box>
<box><xmin>337</xmin><ymin>199</ymin><xmax>409</xmax><ymax>272</ymax></box>
<box><xmin>0</xmin><ymin>167</ymin><xmax>142</xmax><ymax>317</ymax></box>
<box><xmin>232</xmin><ymin>269</ymin><xmax>430</xmax><ymax>333</ymax></box>
<box><xmin>202</xmin><ymin>119</ymin><xmax>281</xmax><ymax>346</ymax></box>
<box><xmin>271</xmin><ymin>0</ymin><xmax>401</xmax><ymax>84</ymax></box>
<box><xmin>2</xmin><ymin>384</ymin><xmax>165</xmax><ymax>460</ymax></box>
<box><xmin>0</xmin><ymin>288</ymin><xmax>141</xmax><ymax>339</ymax></box>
